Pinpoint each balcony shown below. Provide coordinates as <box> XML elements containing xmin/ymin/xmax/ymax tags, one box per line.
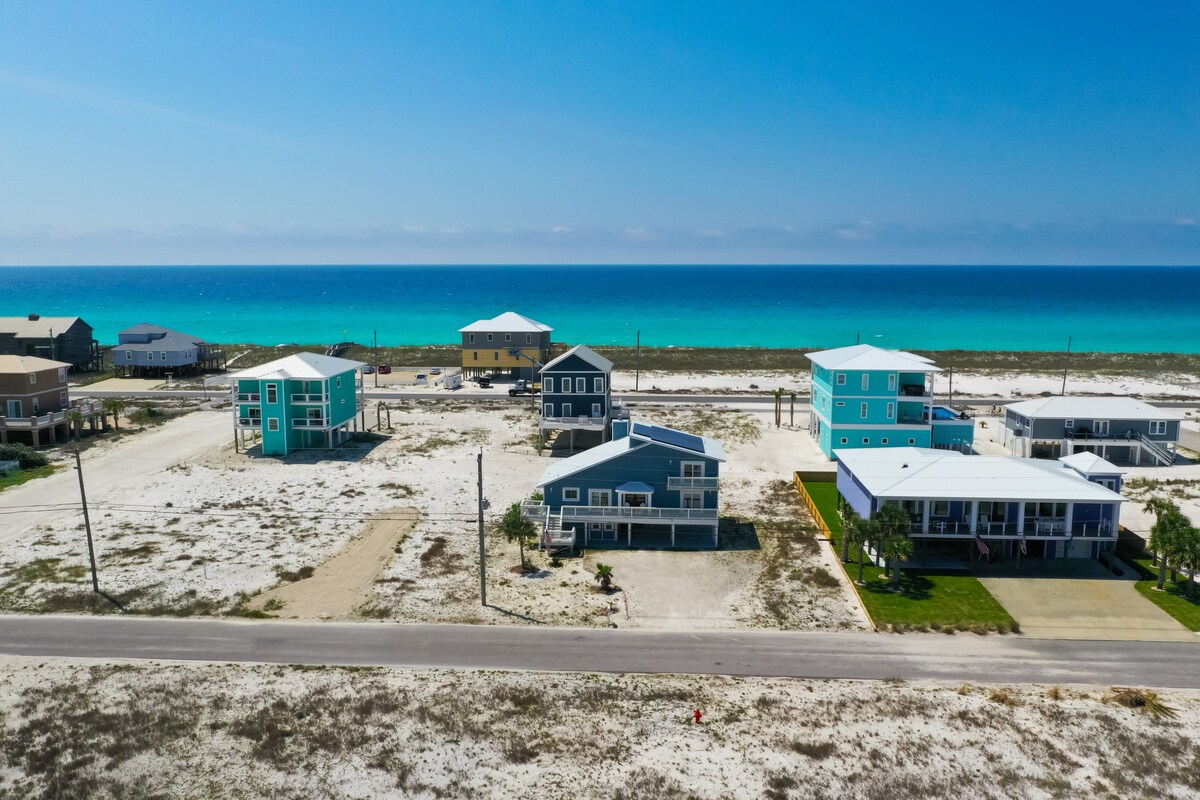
<box><xmin>292</xmin><ymin>418</ymin><xmax>328</xmax><ymax>428</ymax></box>
<box><xmin>236</xmin><ymin>417</ymin><xmax>262</xmax><ymax>428</ymax></box>
<box><xmin>0</xmin><ymin>400</ymin><xmax>104</xmax><ymax>431</ymax></box>
<box><xmin>291</xmin><ymin>393</ymin><xmax>328</xmax><ymax>404</ymax></box>
<box><xmin>899</xmin><ymin>384</ymin><xmax>931</xmax><ymax>398</ymax></box>
<box><xmin>540</xmin><ymin>414</ymin><xmax>608</xmax><ymax>429</ymax></box>
<box><xmin>235</xmin><ymin>393</ymin><xmax>261</xmax><ymax>403</ymax></box>
<box><xmin>523</xmin><ymin>502</ymin><xmax>717</xmax><ymax>525</ymax></box>
<box><xmin>667</xmin><ymin>476</ymin><xmax>720</xmax><ymax>490</ymax></box>
<box><xmin>907</xmin><ymin>519</ymin><xmax>1114</xmax><ymax>538</ymax></box>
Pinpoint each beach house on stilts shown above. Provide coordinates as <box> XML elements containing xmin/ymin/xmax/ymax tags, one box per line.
<box><xmin>227</xmin><ymin>353</ymin><xmax>365</xmax><ymax>456</ymax></box>
<box><xmin>538</xmin><ymin>344</ymin><xmax>622</xmax><ymax>450</ymax></box>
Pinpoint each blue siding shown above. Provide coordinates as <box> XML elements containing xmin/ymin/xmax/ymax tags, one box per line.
<box><xmin>541</xmin><ymin>352</ymin><xmax>611</xmax><ymax>419</ymax></box>
<box><xmin>543</xmin><ymin>442</ymin><xmax>719</xmax><ymax>510</ymax></box>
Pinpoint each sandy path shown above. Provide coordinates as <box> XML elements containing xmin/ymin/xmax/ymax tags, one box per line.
<box><xmin>250</xmin><ymin>508</ymin><xmax>418</xmax><ymax>618</ymax></box>
<box><xmin>0</xmin><ymin>411</ymin><xmax>230</xmax><ymax>545</ymax></box>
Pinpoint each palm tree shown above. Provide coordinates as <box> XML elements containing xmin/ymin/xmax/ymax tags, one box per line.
<box><xmin>1143</xmin><ymin>497</ymin><xmax>1178</xmax><ymax>565</ymax></box>
<box><xmin>881</xmin><ymin>531</ymin><xmax>915</xmax><ymax>589</ymax></box>
<box><xmin>499</xmin><ymin>502</ymin><xmax>537</xmax><ymax>572</ymax></box>
<box><xmin>66</xmin><ymin>410</ymin><xmax>83</xmax><ymax>441</ymax></box>
<box><xmin>874</xmin><ymin>505</ymin><xmax>913</xmax><ymax>579</ymax></box>
<box><xmin>1149</xmin><ymin>507</ymin><xmax>1189</xmax><ymax>591</ymax></box>
<box><xmin>594</xmin><ymin>563</ymin><xmax>614</xmax><ymax>591</ymax></box>
<box><xmin>103</xmin><ymin>398</ymin><xmax>126</xmax><ymax>435</ymax></box>
<box><xmin>838</xmin><ymin>505</ymin><xmax>860</xmax><ymax>562</ymax></box>
<box><xmin>789</xmin><ymin>392</ymin><xmax>796</xmax><ymax>427</ymax></box>
<box><xmin>843</xmin><ymin>515</ymin><xmax>872</xmax><ymax>584</ymax></box>
<box><xmin>1176</xmin><ymin>524</ymin><xmax>1200</xmax><ymax>600</ymax></box>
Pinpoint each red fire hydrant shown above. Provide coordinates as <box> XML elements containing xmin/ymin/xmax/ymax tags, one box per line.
<box><xmin>693</xmin><ymin>708</ymin><xmax>703</xmax><ymax>725</ymax></box>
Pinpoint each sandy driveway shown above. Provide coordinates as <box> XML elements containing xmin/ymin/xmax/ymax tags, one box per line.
<box><xmin>977</xmin><ymin>560</ymin><xmax>1196</xmax><ymax>642</ymax></box>
<box><xmin>250</xmin><ymin>509</ymin><xmax>418</xmax><ymax>618</ymax></box>
<box><xmin>0</xmin><ymin>411</ymin><xmax>230</xmax><ymax>545</ymax></box>
<box><xmin>598</xmin><ymin>550</ymin><xmax>759</xmax><ymax>629</ymax></box>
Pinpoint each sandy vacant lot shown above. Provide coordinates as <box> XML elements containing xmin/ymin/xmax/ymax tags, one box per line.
<box><xmin>0</xmin><ymin>657</ymin><xmax>1197</xmax><ymax>800</ymax></box>
<box><xmin>0</xmin><ymin>400</ymin><xmax>864</xmax><ymax>632</ymax></box>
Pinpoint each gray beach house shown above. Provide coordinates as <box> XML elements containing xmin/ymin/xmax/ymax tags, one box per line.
<box><xmin>1003</xmin><ymin>396</ymin><xmax>1180</xmax><ymax>466</ymax></box>
<box><xmin>112</xmin><ymin>323</ymin><xmax>226</xmax><ymax>377</ymax></box>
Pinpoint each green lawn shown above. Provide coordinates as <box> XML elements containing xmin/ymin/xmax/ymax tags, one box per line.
<box><xmin>801</xmin><ymin>478</ymin><xmax>1017</xmax><ymax>632</ymax></box>
<box><xmin>0</xmin><ymin>464</ymin><xmax>57</xmax><ymax>492</ymax></box>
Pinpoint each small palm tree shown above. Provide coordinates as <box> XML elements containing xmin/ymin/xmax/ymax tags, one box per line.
<box><xmin>594</xmin><ymin>563</ymin><xmax>614</xmax><ymax>591</ymax></box>
<box><xmin>1177</xmin><ymin>523</ymin><xmax>1200</xmax><ymax>600</ymax></box>
<box><xmin>838</xmin><ymin>505</ymin><xmax>860</xmax><ymax>562</ymax></box>
<box><xmin>789</xmin><ymin>392</ymin><xmax>796</xmax><ymax>427</ymax></box>
<box><xmin>66</xmin><ymin>410</ymin><xmax>83</xmax><ymax>441</ymax></box>
<box><xmin>874</xmin><ymin>505</ymin><xmax>913</xmax><ymax>579</ymax></box>
<box><xmin>1150</xmin><ymin>507</ymin><xmax>1188</xmax><ymax>591</ymax></box>
<box><xmin>499</xmin><ymin>502</ymin><xmax>537</xmax><ymax>572</ymax></box>
<box><xmin>103</xmin><ymin>398</ymin><xmax>126</xmax><ymax>435</ymax></box>
<box><xmin>881</xmin><ymin>531</ymin><xmax>915</xmax><ymax>589</ymax></box>
<box><xmin>843</xmin><ymin>515</ymin><xmax>872</xmax><ymax>584</ymax></box>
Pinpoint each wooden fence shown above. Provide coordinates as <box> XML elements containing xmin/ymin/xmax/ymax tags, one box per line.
<box><xmin>793</xmin><ymin>472</ymin><xmax>833</xmax><ymax>541</ymax></box>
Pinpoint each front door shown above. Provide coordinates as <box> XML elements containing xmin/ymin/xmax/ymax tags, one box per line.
<box><xmin>543</xmin><ymin>403</ymin><xmax>553</xmax><ymax>417</ymax></box>
<box><xmin>5</xmin><ymin>400</ymin><xmax>21</xmax><ymax>418</ymax></box>
<box><xmin>562</xmin><ymin>403</ymin><xmax>572</xmax><ymax>418</ymax></box>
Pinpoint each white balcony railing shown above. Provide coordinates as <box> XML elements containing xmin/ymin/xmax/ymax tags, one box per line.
<box><xmin>235</xmin><ymin>393</ymin><xmax>261</xmax><ymax>403</ymax></box>
<box><xmin>561</xmin><ymin>505</ymin><xmax>718</xmax><ymax>522</ymax></box>
<box><xmin>290</xmin><ymin>393</ymin><xmax>328</xmax><ymax>404</ymax></box>
<box><xmin>292</xmin><ymin>418</ymin><xmax>328</xmax><ymax>428</ymax></box>
<box><xmin>0</xmin><ymin>400</ymin><xmax>103</xmax><ymax>430</ymax></box>
<box><xmin>667</xmin><ymin>476</ymin><xmax>720</xmax><ymax>490</ymax></box>
<box><xmin>540</xmin><ymin>415</ymin><xmax>608</xmax><ymax>428</ymax></box>
<box><xmin>237</xmin><ymin>417</ymin><xmax>262</xmax><ymax>428</ymax></box>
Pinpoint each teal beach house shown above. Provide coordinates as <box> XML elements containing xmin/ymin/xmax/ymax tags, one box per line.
<box><xmin>228</xmin><ymin>353</ymin><xmax>365</xmax><ymax>455</ymax></box>
<box><xmin>806</xmin><ymin>344</ymin><xmax>973</xmax><ymax>460</ymax></box>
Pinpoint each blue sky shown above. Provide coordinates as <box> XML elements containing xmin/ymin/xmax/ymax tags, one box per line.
<box><xmin>1</xmin><ymin>1</ymin><xmax>1197</xmax><ymax>265</ymax></box>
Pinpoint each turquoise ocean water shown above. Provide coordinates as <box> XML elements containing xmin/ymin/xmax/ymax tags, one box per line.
<box><xmin>2</xmin><ymin>265</ymin><xmax>1198</xmax><ymax>352</ymax></box>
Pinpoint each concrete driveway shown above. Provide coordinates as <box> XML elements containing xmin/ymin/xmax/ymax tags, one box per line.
<box><xmin>976</xmin><ymin>560</ymin><xmax>1196</xmax><ymax>642</ymax></box>
<box><xmin>594</xmin><ymin>550</ymin><xmax>758</xmax><ymax>630</ymax></box>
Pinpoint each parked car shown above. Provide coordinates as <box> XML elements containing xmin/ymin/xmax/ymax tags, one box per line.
<box><xmin>430</xmin><ymin>367</ymin><xmax>442</xmax><ymax>375</ymax></box>
<box><xmin>477</xmin><ymin>376</ymin><xmax>492</xmax><ymax>388</ymax></box>
<box><xmin>361</xmin><ymin>365</ymin><xmax>376</xmax><ymax>374</ymax></box>
<box><xmin>377</xmin><ymin>364</ymin><xmax>392</xmax><ymax>374</ymax></box>
<box><xmin>415</xmin><ymin>373</ymin><xmax>427</xmax><ymax>381</ymax></box>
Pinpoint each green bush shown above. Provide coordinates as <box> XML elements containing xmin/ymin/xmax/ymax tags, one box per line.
<box><xmin>0</xmin><ymin>442</ymin><xmax>48</xmax><ymax>468</ymax></box>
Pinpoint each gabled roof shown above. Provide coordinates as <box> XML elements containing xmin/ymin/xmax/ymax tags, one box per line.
<box><xmin>1004</xmin><ymin>396</ymin><xmax>1182</xmax><ymax>421</ymax></box>
<box><xmin>459</xmin><ymin>311</ymin><xmax>553</xmax><ymax>334</ymax></box>
<box><xmin>806</xmin><ymin>344</ymin><xmax>940</xmax><ymax>373</ymax></box>
<box><xmin>541</xmin><ymin>344</ymin><xmax>613</xmax><ymax>373</ymax></box>
<box><xmin>0</xmin><ymin>355</ymin><xmax>72</xmax><ymax>373</ymax></box>
<box><xmin>537</xmin><ymin>423</ymin><xmax>726</xmax><ymax>487</ymax></box>
<box><xmin>1058</xmin><ymin>452</ymin><xmax>1126</xmax><ymax>476</ymax></box>
<box><xmin>0</xmin><ymin>316</ymin><xmax>91</xmax><ymax>338</ymax></box>
<box><xmin>836</xmin><ymin>447</ymin><xmax>1124</xmax><ymax>503</ymax></box>
<box><xmin>227</xmin><ymin>352</ymin><xmax>364</xmax><ymax>380</ymax></box>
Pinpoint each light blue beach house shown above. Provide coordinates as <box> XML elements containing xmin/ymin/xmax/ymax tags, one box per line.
<box><xmin>836</xmin><ymin>447</ymin><xmax>1124</xmax><ymax>563</ymax></box>
<box><xmin>538</xmin><ymin>344</ymin><xmax>618</xmax><ymax>450</ymax></box>
<box><xmin>228</xmin><ymin>353</ymin><xmax>364</xmax><ymax>456</ymax></box>
<box><xmin>807</xmin><ymin>344</ymin><xmax>973</xmax><ymax>460</ymax></box>
<box><xmin>523</xmin><ymin>421</ymin><xmax>726</xmax><ymax>550</ymax></box>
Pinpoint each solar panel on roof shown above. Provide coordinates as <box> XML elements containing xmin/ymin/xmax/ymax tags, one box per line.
<box><xmin>647</xmin><ymin>425</ymin><xmax>705</xmax><ymax>453</ymax></box>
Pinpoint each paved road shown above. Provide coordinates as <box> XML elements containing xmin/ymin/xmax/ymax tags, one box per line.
<box><xmin>1</xmin><ymin>616</ymin><xmax>1196</xmax><ymax>687</ymax></box>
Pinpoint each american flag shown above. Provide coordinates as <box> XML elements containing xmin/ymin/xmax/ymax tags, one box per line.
<box><xmin>975</xmin><ymin>537</ymin><xmax>990</xmax><ymax>556</ymax></box>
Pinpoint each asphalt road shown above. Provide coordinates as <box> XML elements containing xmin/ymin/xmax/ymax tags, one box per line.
<box><xmin>1</xmin><ymin>616</ymin><xmax>1196</xmax><ymax>688</ymax></box>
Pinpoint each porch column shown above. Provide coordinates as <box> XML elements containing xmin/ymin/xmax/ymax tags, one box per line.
<box><xmin>671</xmin><ymin>524</ymin><xmax>676</xmax><ymax>548</ymax></box>
<box><xmin>1064</xmin><ymin>503</ymin><xmax>1074</xmax><ymax>537</ymax></box>
<box><xmin>1016</xmin><ymin>502</ymin><xmax>1025</xmax><ymax>535</ymax></box>
<box><xmin>921</xmin><ymin>500</ymin><xmax>930</xmax><ymax>534</ymax></box>
<box><xmin>968</xmin><ymin>501</ymin><xmax>978</xmax><ymax>534</ymax></box>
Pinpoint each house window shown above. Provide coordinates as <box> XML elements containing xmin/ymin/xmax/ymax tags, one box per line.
<box><xmin>526</xmin><ymin>334</ymin><xmax>532</xmax><ymax>344</ymax></box>
<box><xmin>836</xmin><ymin>373</ymin><xmax>846</xmax><ymax>386</ymax></box>
<box><xmin>1065</xmin><ymin>419</ymin><xmax>1074</xmax><ymax>430</ymax></box>
<box><xmin>494</xmin><ymin>352</ymin><xmax>499</xmax><ymax>361</ymax></box>
<box><xmin>486</xmin><ymin>333</ymin><xmax>493</xmax><ymax>342</ymax></box>
<box><xmin>840</xmin><ymin>437</ymin><xmax>848</xmax><ymax>444</ymax></box>
<box><xmin>888</xmin><ymin>374</ymin><xmax>897</xmax><ymax>392</ymax></box>
<box><xmin>505</xmin><ymin>333</ymin><xmax>511</xmax><ymax>342</ymax></box>
<box><xmin>29</xmin><ymin>372</ymin><xmax>36</xmax><ymax>385</ymax></box>
<box><xmin>881</xmin><ymin>438</ymin><xmax>889</xmax><ymax>444</ymax></box>
<box><xmin>593</xmin><ymin>377</ymin><xmax>604</xmax><ymax>393</ymax></box>
<box><xmin>267</xmin><ymin>418</ymin><xmax>280</xmax><ymax>431</ymax></box>
<box><xmin>682</xmin><ymin>462</ymin><xmax>704</xmax><ymax>478</ymax></box>
<box><xmin>1099</xmin><ymin>478</ymin><xmax>1116</xmax><ymax>490</ymax></box>
<box><xmin>861</xmin><ymin>374</ymin><xmax>870</xmax><ymax>390</ymax></box>
<box><xmin>860</xmin><ymin>437</ymin><xmax>869</xmax><ymax>444</ymax></box>
<box><xmin>468</xmin><ymin>334</ymin><xmax>475</xmax><ymax>344</ymax></box>
<box><xmin>860</xmin><ymin>402</ymin><xmax>868</xmax><ymax>419</ymax></box>
<box><xmin>32</xmin><ymin>397</ymin><xmax>39</xmax><ymax>413</ymax></box>
<box><xmin>59</xmin><ymin>391</ymin><xmax>68</xmax><ymax>407</ymax></box>
<box><xmin>563</xmin><ymin>487</ymin><xmax>580</xmax><ymax>502</ymax></box>
<box><xmin>266</xmin><ymin>384</ymin><xmax>278</xmax><ymax>404</ymax></box>
<box><xmin>160</xmin><ymin>352</ymin><xmax>167</xmax><ymax>360</ymax></box>
<box><xmin>543</xmin><ymin>403</ymin><xmax>553</xmax><ymax>416</ymax></box>
<box><xmin>473</xmin><ymin>352</ymin><xmax>478</xmax><ymax>361</ymax></box>
<box><xmin>933</xmin><ymin>500</ymin><xmax>949</xmax><ymax>516</ymax></box>
<box><xmin>575</xmin><ymin>378</ymin><xmax>585</xmax><ymax>393</ymax></box>
<box><xmin>544</xmin><ymin>378</ymin><xmax>554</xmax><ymax>393</ymax></box>
<box><xmin>591</xmin><ymin>403</ymin><xmax>601</xmax><ymax>417</ymax></box>
<box><xmin>124</xmin><ymin>351</ymin><xmax>132</xmax><ymax>361</ymax></box>
<box><xmin>886</xmin><ymin>402</ymin><xmax>895</xmax><ymax>420</ymax></box>
<box><xmin>835</xmin><ymin>401</ymin><xmax>845</xmax><ymax>407</ymax></box>
<box><xmin>681</xmin><ymin>491</ymin><xmax>703</xmax><ymax>509</ymax></box>
<box><xmin>336</xmin><ymin>377</ymin><xmax>342</xmax><ymax>388</ymax></box>
<box><xmin>589</xmin><ymin>489</ymin><xmax>611</xmax><ymax>506</ymax></box>
<box><xmin>908</xmin><ymin>438</ymin><xmax>916</xmax><ymax>444</ymax></box>
<box><xmin>1149</xmin><ymin>421</ymin><xmax>1167</xmax><ymax>435</ymax></box>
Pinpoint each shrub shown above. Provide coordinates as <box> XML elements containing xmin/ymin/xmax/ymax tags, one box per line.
<box><xmin>0</xmin><ymin>442</ymin><xmax>48</xmax><ymax>468</ymax></box>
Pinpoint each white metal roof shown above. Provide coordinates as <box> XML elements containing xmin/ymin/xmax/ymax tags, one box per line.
<box><xmin>806</xmin><ymin>344</ymin><xmax>941</xmax><ymax>373</ymax></box>
<box><xmin>0</xmin><ymin>316</ymin><xmax>90</xmax><ymax>338</ymax></box>
<box><xmin>541</xmin><ymin>344</ymin><xmax>613</xmax><ymax>373</ymax></box>
<box><xmin>537</xmin><ymin>424</ymin><xmax>725</xmax><ymax>487</ymax></box>
<box><xmin>226</xmin><ymin>352</ymin><xmax>365</xmax><ymax>380</ymax></box>
<box><xmin>1004</xmin><ymin>396</ymin><xmax>1181</xmax><ymax>421</ymax></box>
<box><xmin>836</xmin><ymin>447</ymin><xmax>1125</xmax><ymax>503</ymax></box>
<box><xmin>1058</xmin><ymin>451</ymin><xmax>1126</xmax><ymax>475</ymax></box>
<box><xmin>459</xmin><ymin>311</ymin><xmax>553</xmax><ymax>334</ymax></box>
<box><xmin>0</xmin><ymin>355</ymin><xmax>72</xmax><ymax>373</ymax></box>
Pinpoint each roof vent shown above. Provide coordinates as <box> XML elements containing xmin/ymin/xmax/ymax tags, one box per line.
<box><xmin>901</xmin><ymin>463</ymin><xmax>908</xmax><ymax>469</ymax></box>
<box><xmin>27</xmin><ymin>313</ymin><xmax>39</xmax><ymax>321</ymax></box>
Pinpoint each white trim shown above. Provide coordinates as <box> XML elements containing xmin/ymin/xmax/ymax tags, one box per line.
<box><xmin>267</xmin><ymin>418</ymin><xmax>280</xmax><ymax>432</ymax></box>
<box><xmin>1149</xmin><ymin>420</ymin><xmax>1167</xmax><ymax>435</ymax></box>
<box><xmin>860</xmin><ymin>402</ymin><xmax>868</xmax><ymax>419</ymax></box>
<box><xmin>562</xmin><ymin>403</ymin><xmax>572</xmax><ymax>417</ymax></box>
<box><xmin>591</xmin><ymin>403</ymin><xmax>602</xmax><ymax>416</ymax></box>
<box><xmin>861</xmin><ymin>373</ymin><xmax>870</xmax><ymax>390</ymax></box>
<box><xmin>888</xmin><ymin>373</ymin><xmax>897</xmax><ymax>392</ymax></box>
<box><xmin>575</xmin><ymin>377</ymin><xmax>585</xmax><ymax>393</ymax></box>
<box><xmin>681</xmin><ymin>461</ymin><xmax>705</xmax><ymax>478</ymax></box>
<box><xmin>886</xmin><ymin>402</ymin><xmax>895</xmax><ymax>420</ymax></box>
<box><xmin>836</xmin><ymin>373</ymin><xmax>847</xmax><ymax>385</ymax></box>
<box><xmin>593</xmin><ymin>376</ymin><xmax>604</xmax><ymax>393</ymax></box>
<box><xmin>265</xmin><ymin>383</ymin><xmax>278</xmax><ymax>404</ymax></box>
<box><xmin>562</xmin><ymin>487</ymin><xmax>580</xmax><ymax>502</ymax></box>
<box><xmin>589</xmin><ymin>489</ymin><xmax>611</xmax><ymax>506</ymax></box>
<box><xmin>543</xmin><ymin>377</ymin><xmax>554</xmax><ymax>393</ymax></box>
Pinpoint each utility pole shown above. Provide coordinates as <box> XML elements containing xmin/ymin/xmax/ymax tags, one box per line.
<box><xmin>373</xmin><ymin>328</ymin><xmax>378</xmax><ymax>389</ymax></box>
<box><xmin>635</xmin><ymin>330</ymin><xmax>641</xmax><ymax>392</ymax></box>
<box><xmin>948</xmin><ymin>368</ymin><xmax>954</xmax><ymax>408</ymax></box>
<box><xmin>1061</xmin><ymin>335</ymin><xmax>1072</xmax><ymax>396</ymax></box>
<box><xmin>477</xmin><ymin>450</ymin><xmax>487</xmax><ymax>607</ymax></box>
<box><xmin>72</xmin><ymin>447</ymin><xmax>100</xmax><ymax>594</ymax></box>
<box><xmin>855</xmin><ymin>331</ymin><xmax>860</xmax><ymax>345</ymax></box>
